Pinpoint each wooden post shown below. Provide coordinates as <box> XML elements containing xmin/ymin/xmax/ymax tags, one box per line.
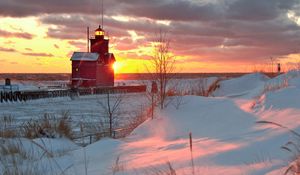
<box><xmin>87</xmin><ymin>27</ymin><xmax>90</xmax><ymax>52</ymax></box>
<box><xmin>151</xmin><ymin>81</ymin><xmax>157</xmax><ymax>119</ymax></box>
<box><xmin>0</xmin><ymin>92</ymin><xmax>3</xmax><ymax>103</ymax></box>
<box><xmin>189</xmin><ymin>132</ymin><xmax>195</xmax><ymax>175</ymax></box>
<box><xmin>151</xmin><ymin>94</ymin><xmax>154</xmax><ymax>119</ymax></box>
<box><xmin>189</xmin><ymin>132</ymin><xmax>192</xmax><ymax>151</ymax></box>
<box><xmin>113</xmin><ymin>130</ymin><xmax>116</xmax><ymax>139</ymax></box>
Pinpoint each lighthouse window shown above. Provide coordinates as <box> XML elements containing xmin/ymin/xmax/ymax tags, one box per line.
<box><xmin>95</xmin><ymin>31</ymin><xmax>104</xmax><ymax>36</ymax></box>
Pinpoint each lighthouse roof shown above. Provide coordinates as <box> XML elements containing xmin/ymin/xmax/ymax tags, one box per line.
<box><xmin>70</xmin><ymin>52</ymin><xmax>99</xmax><ymax>61</ymax></box>
<box><xmin>95</xmin><ymin>25</ymin><xmax>104</xmax><ymax>32</ymax></box>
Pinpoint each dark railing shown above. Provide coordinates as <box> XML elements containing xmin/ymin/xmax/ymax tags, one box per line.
<box><xmin>0</xmin><ymin>85</ymin><xmax>147</xmax><ymax>103</ymax></box>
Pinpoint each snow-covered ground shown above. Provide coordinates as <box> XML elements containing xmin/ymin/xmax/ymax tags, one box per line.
<box><xmin>1</xmin><ymin>72</ymin><xmax>300</xmax><ymax>175</ymax></box>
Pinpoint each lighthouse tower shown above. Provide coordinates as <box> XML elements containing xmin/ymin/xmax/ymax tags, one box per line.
<box><xmin>70</xmin><ymin>25</ymin><xmax>115</xmax><ymax>87</ymax></box>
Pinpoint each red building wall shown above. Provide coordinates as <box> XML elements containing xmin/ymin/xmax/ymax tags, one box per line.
<box><xmin>72</xmin><ymin>61</ymin><xmax>97</xmax><ymax>87</ymax></box>
<box><xmin>90</xmin><ymin>39</ymin><xmax>109</xmax><ymax>55</ymax></box>
<box><xmin>96</xmin><ymin>64</ymin><xmax>114</xmax><ymax>86</ymax></box>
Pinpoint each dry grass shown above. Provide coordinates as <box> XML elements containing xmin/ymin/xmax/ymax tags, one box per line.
<box><xmin>166</xmin><ymin>78</ymin><xmax>221</xmax><ymax>109</ymax></box>
<box><xmin>262</xmin><ymin>77</ymin><xmax>289</xmax><ymax>94</ymax></box>
<box><xmin>141</xmin><ymin>161</ymin><xmax>177</xmax><ymax>175</ymax></box>
<box><xmin>251</xmin><ymin>76</ymin><xmax>289</xmax><ymax>109</ymax></box>
<box><xmin>0</xmin><ymin>115</ymin><xmax>17</xmax><ymax>138</ymax></box>
<box><xmin>57</xmin><ymin>111</ymin><xmax>72</xmax><ymax>138</ymax></box>
<box><xmin>0</xmin><ymin>130</ymin><xmax>17</xmax><ymax>138</ymax></box>
<box><xmin>0</xmin><ymin>111</ymin><xmax>74</xmax><ymax>139</ymax></box>
<box><xmin>187</xmin><ymin>78</ymin><xmax>221</xmax><ymax>97</ymax></box>
<box><xmin>282</xmin><ymin>144</ymin><xmax>300</xmax><ymax>174</ymax></box>
<box><xmin>257</xmin><ymin>121</ymin><xmax>300</xmax><ymax>175</ymax></box>
<box><xmin>0</xmin><ymin>139</ymin><xmax>44</xmax><ymax>175</ymax></box>
<box><xmin>112</xmin><ymin>155</ymin><xmax>125</xmax><ymax>175</ymax></box>
<box><xmin>0</xmin><ymin>138</ymin><xmax>72</xmax><ymax>175</ymax></box>
<box><xmin>188</xmin><ymin>79</ymin><xmax>209</xmax><ymax>96</ymax></box>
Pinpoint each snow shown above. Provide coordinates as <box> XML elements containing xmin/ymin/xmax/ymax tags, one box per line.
<box><xmin>1</xmin><ymin>72</ymin><xmax>300</xmax><ymax>174</ymax></box>
<box><xmin>213</xmin><ymin>73</ymin><xmax>269</xmax><ymax>98</ymax></box>
<box><xmin>262</xmin><ymin>87</ymin><xmax>300</xmax><ymax>110</ymax></box>
<box><xmin>71</xmin><ymin>52</ymin><xmax>99</xmax><ymax>61</ymax></box>
<box><xmin>0</xmin><ymin>93</ymin><xmax>149</xmax><ymax>127</ymax></box>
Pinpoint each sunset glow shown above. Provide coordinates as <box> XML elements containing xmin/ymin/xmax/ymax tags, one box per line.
<box><xmin>112</xmin><ymin>62</ymin><xmax>122</xmax><ymax>73</ymax></box>
<box><xmin>0</xmin><ymin>1</ymin><xmax>300</xmax><ymax>73</ymax></box>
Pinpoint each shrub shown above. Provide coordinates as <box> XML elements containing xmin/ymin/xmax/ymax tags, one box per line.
<box><xmin>22</xmin><ymin>112</ymin><xmax>73</xmax><ymax>139</ymax></box>
<box><xmin>0</xmin><ymin>115</ymin><xmax>17</xmax><ymax>138</ymax></box>
<box><xmin>188</xmin><ymin>78</ymin><xmax>221</xmax><ymax>97</ymax></box>
<box><xmin>57</xmin><ymin>111</ymin><xmax>72</xmax><ymax>138</ymax></box>
<box><xmin>262</xmin><ymin>77</ymin><xmax>289</xmax><ymax>94</ymax></box>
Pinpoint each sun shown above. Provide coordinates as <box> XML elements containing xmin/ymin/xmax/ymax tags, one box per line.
<box><xmin>113</xmin><ymin>62</ymin><xmax>122</xmax><ymax>73</ymax></box>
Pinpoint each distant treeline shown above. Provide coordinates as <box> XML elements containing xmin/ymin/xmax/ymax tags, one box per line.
<box><xmin>0</xmin><ymin>73</ymin><xmax>70</xmax><ymax>81</ymax></box>
<box><xmin>0</xmin><ymin>72</ymin><xmax>278</xmax><ymax>82</ymax></box>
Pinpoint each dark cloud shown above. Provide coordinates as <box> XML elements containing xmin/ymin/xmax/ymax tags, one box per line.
<box><xmin>10</xmin><ymin>62</ymin><xmax>18</xmax><ymax>65</ymax></box>
<box><xmin>0</xmin><ymin>0</ymin><xmax>102</xmax><ymax>17</ymax></box>
<box><xmin>114</xmin><ymin>0</ymin><xmax>223</xmax><ymax>22</ymax></box>
<box><xmin>114</xmin><ymin>38</ymin><xmax>134</xmax><ymax>50</ymax></box>
<box><xmin>0</xmin><ymin>29</ymin><xmax>33</xmax><ymax>39</ymax></box>
<box><xmin>22</xmin><ymin>52</ymin><xmax>54</xmax><ymax>57</ymax></box>
<box><xmin>0</xmin><ymin>0</ymin><xmax>223</xmax><ymax>21</ymax></box>
<box><xmin>54</xmin><ymin>44</ymin><xmax>59</xmax><ymax>49</ymax></box>
<box><xmin>68</xmin><ymin>41</ymin><xmax>87</xmax><ymax>52</ymax></box>
<box><xmin>1</xmin><ymin>0</ymin><xmax>300</xmax><ymax>65</ymax></box>
<box><xmin>4</xmin><ymin>40</ymin><xmax>15</xmax><ymax>44</ymax></box>
<box><xmin>0</xmin><ymin>47</ymin><xmax>16</xmax><ymax>52</ymax></box>
<box><xmin>46</xmin><ymin>27</ymin><xmax>85</xmax><ymax>40</ymax></box>
<box><xmin>41</xmin><ymin>15</ymin><xmax>99</xmax><ymax>40</ymax></box>
<box><xmin>117</xmin><ymin>52</ymin><xmax>152</xmax><ymax>60</ymax></box>
<box><xmin>226</xmin><ymin>0</ymin><xmax>298</xmax><ymax>21</ymax></box>
<box><xmin>40</xmin><ymin>15</ymin><xmax>148</xmax><ymax>40</ymax></box>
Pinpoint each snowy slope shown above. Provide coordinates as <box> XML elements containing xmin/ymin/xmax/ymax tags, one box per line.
<box><xmin>213</xmin><ymin>73</ymin><xmax>269</xmax><ymax>98</ymax></box>
<box><xmin>73</xmin><ymin>72</ymin><xmax>298</xmax><ymax>175</ymax></box>
<box><xmin>1</xmin><ymin>72</ymin><xmax>300</xmax><ymax>175</ymax></box>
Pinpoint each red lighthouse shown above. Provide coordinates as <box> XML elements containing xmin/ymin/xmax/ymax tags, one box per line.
<box><xmin>71</xmin><ymin>25</ymin><xmax>115</xmax><ymax>87</ymax></box>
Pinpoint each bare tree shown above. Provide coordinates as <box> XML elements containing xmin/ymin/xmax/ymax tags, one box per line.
<box><xmin>147</xmin><ymin>30</ymin><xmax>176</xmax><ymax>109</ymax></box>
<box><xmin>171</xmin><ymin>89</ymin><xmax>187</xmax><ymax>110</ymax></box>
<box><xmin>99</xmin><ymin>91</ymin><xmax>123</xmax><ymax>137</ymax></box>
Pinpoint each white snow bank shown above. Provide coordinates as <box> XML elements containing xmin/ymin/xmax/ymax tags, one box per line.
<box><xmin>2</xmin><ymin>71</ymin><xmax>300</xmax><ymax>175</ymax></box>
<box><xmin>289</xmin><ymin>76</ymin><xmax>300</xmax><ymax>89</ymax></box>
<box><xmin>213</xmin><ymin>73</ymin><xmax>269</xmax><ymax>98</ymax></box>
<box><xmin>261</xmin><ymin>87</ymin><xmax>300</xmax><ymax>110</ymax></box>
<box><xmin>132</xmin><ymin>96</ymin><xmax>256</xmax><ymax>140</ymax></box>
<box><xmin>71</xmin><ymin>95</ymin><xmax>283</xmax><ymax>175</ymax></box>
<box><xmin>72</xmin><ymin>139</ymin><xmax>123</xmax><ymax>175</ymax></box>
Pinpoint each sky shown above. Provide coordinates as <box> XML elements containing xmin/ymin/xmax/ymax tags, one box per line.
<box><xmin>0</xmin><ymin>0</ymin><xmax>300</xmax><ymax>73</ymax></box>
